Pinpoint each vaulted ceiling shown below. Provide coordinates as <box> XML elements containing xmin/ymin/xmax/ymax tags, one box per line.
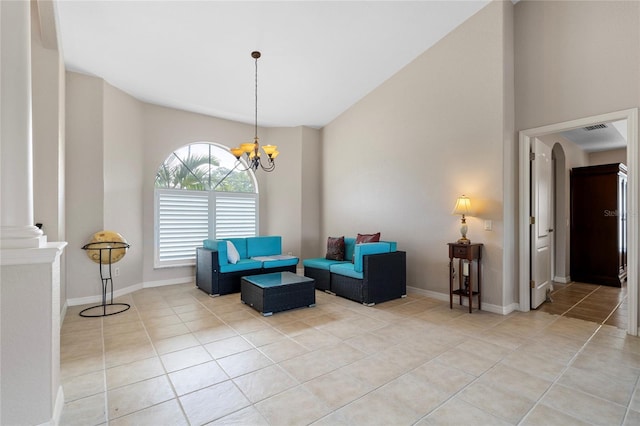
<box><xmin>54</xmin><ymin>1</ymin><xmax>490</xmax><ymax>128</ymax></box>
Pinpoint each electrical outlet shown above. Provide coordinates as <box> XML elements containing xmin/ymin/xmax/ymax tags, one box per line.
<box><xmin>114</xmin><ymin>267</ymin><xmax>120</xmax><ymax>277</ymax></box>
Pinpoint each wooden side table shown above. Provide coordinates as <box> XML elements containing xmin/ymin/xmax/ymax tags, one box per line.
<box><xmin>448</xmin><ymin>243</ymin><xmax>483</xmax><ymax>313</ymax></box>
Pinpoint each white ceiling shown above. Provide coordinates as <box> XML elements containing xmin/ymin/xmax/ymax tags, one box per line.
<box><xmin>54</xmin><ymin>0</ymin><xmax>490</xmax><ymax>129</ymax></box>
<box><xmin>560</xmin><ymin>120</ymin><xmax>627</xmax><ymax>153</ymax></box>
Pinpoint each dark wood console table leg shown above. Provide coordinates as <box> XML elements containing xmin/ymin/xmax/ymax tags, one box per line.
<box><xmin>467</xmin><ymin>263</ymin><xmax>473</xmax><ymax>313</ymax></box>
<box><xmin>449</xmin><ymin>257</ymin><xmax>453</xmax><ymax>309</ymax></box>
<box><xmin>478</xmin><ymin>256</ymin><xmax>482</xmax><ymax>311</ymax></box>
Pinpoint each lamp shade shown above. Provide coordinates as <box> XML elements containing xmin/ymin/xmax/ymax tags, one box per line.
<box><xmin>452</xmin><ymin>195</ymin><xmax>471</xmax><ymax>216</ymax></box>
<box><xmin>230</xmin><ymin>147</ymin><xmax>244</xmax><ymax>158</ymax></box>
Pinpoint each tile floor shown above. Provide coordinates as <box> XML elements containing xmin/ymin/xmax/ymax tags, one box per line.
<box><xmin>538</xmin><ymin>281</ymin><xmax>627</xmax><ymax>329</ymax></box>
<box><xmin>60</xmin><ymin>282</ymin><xmax>640</xmax><ymax>425</ymax></box>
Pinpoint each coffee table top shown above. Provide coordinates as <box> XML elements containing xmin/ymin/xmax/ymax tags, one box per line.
<box><xmin>242</xmin><ymin>271</ymin><xmax>313</xmax><ymax>288</ymax></box>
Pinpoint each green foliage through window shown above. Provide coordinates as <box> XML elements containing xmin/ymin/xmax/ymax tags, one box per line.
<box><xmin>155</xmin><ymin>143</ymin><xmax>255</xmax><ymax>193</ymax></box>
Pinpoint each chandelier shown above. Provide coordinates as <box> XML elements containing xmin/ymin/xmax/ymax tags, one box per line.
<box><xmin>230</xmin><ymin>51</ymin><xmax>279</xmax><ymax>172</ymax></box>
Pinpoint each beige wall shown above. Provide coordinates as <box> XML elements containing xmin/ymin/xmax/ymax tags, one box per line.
<box><xmin>300</xmin><ymin>126</ymin><xmax>322</xmax><ymax>259</ymax></box>
<box><xmin>261</xmin><ymin>127</ymin><xmax>302</xmax><ymax>257</ymax></box>
<box><xmin>261</xmin><ymin>125</ymin><xmax>321</xmax><ymax>260</ymax></box>
<box><xmin>321</xmin><ymin>1</ymin><xmax>512</xmax><ymax>309</ymax></box>
<box><xmin>66</xmin><ymin>75</ymin><xmax>146</xmax><ymax>300</ymax></box>
<box><xmin>515</xmin><ymin>0</ymin><xmax>639</xmax><ymax>131</ymax></box>
<box><xmin>590</xmin><ymin>148</ymin><xmax>627</xmax><ymax>166</ymax></box>
<box><xmin>104</xmin><ymin>82</ymin><xmax>144</xmax><ymax>288</ymax></box>
<box><xmin>65</xmin><ymin>72</ymin><xmax>105</xmax><ymax>300</ymax></box>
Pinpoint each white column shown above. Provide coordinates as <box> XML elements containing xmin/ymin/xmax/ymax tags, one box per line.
<box><xmin>0</xmin><ymin>0</ymin><xmax>45</xmax><ymax>248</ymax></box>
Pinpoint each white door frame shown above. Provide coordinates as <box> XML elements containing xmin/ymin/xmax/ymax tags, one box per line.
<box><xmin>518</xmin><ymin>108</ymin><xmax>638</xmax><ymax>336</ymax></box>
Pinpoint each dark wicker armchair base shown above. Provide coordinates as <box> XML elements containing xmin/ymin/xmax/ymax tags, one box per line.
<box><xmin>316</xmin><ymin>251</ymin><xmax>407</xmax><ymax>305</ymax></box>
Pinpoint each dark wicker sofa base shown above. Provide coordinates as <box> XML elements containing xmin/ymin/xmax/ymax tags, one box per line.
<box><xmin>196</xmin><ymin>247</ymin><xmax>296</xmax><ymax>296</ymax></box>
<box><xmin>306</xmin><ymin>251</ymin><xmax>406</xmax><ymax>305</ymax></box>
<box><xmin>303</xmin><ymin>267</ymin><xmax>331</xmax><ymax>292</ymax></box>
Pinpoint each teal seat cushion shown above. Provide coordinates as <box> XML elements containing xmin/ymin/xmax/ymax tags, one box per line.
<box><xmin>330</xmin><ymin>262</ymin><xmax>364</xmax><ymax>280</ymax></box>
<box><xmin>303</xmin><ymin>257</ymin><xmax>349</xmax><ymax>270</ymax></box>
<box><xmin>219</xmin><ymin>258</ymin><xmax>262</xmax><ymax>273</ymax></box>
<box><xmin>262</xmin><ymin>257</ymin><xmax>299</xmax><ymax>269</ymax></box>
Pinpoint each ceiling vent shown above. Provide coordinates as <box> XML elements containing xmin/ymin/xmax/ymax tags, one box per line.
<box><xmin>583</xmin><ymin>124</ymin><xmax>608</xmax><ymax>131</ymax></box>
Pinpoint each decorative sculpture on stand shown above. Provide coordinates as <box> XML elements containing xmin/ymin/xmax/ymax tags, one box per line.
<box><xmin>80</xmin><ymin>230</ymin><xmax>130</xmax><ymax>317</ymax></box>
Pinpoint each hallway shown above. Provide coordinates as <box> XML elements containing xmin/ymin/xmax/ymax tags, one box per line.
<box><xmin>538</xmin><ymin>281</ymin><xmax>627</xmax><ymax>329</ymax></box>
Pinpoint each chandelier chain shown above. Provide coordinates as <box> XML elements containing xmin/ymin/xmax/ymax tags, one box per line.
<box><xmin>254</xmin><ymin>54</ymin><xmax>258</xmax><ymax>140</ymax></box>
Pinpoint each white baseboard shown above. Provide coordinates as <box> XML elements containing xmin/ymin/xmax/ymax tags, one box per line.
<box><xmin>554</xmin><ymin>275</ymin><xmax>571</xmax><ymax>284</ymax></box>
<box><xmin>66</xmin><ymin>276</ymin><xmax>195</xmax><ymax>307</ymax></box>
<box><xmin>144</xmin><ymin>276</ymin><xmax>195</xmax><ymax>288</ymax></box>
<box><xmin>407</xmin><ymin>286</ymin><xmax>448</xmax><ymax>301</ymax></box>
<box><xmin>66</xmin><ymin>283</ymin><xmax>143</xmax><ymax>307</ymax></box>
<box><xmin>406</xmin><ymin>285</ymin><xmax>519</xmax><ymax>315</ymax></box>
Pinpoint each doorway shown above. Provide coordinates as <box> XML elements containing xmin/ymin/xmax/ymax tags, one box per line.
<box><xmin>519</xmin><ymin>108</ymin><xmax>638</xmax><ymax>336</ymax></box>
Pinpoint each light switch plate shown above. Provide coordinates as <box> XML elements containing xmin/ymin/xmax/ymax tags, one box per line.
<box><xmin>484</xmin><ymin>220</ymin><xmax>493</xmax><ymax>231</ymax></box>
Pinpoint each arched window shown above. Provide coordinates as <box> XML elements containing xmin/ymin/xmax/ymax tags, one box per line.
<box><xmin>154</xmin><ymin>142</ymin><xmax>258</xmax><ymax>267</ymax></box>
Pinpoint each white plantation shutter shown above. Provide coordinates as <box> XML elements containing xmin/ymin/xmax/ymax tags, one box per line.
<box><xmin>155</xmin><ymin>189</ymin><xmax>258</xmax><ymax>267</ymax></box>
<box><xmin>156</xmin><ymin>190</ymin><xmax>209</xmax><ymax>265</ymax></box>
<box><xmin>214</xmin><ymin>193</ymin><xmax>258</xmax><ymax>238</ymax></box>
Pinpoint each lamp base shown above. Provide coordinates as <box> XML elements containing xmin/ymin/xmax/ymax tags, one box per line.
<box><xmin>457</xmin><ymin>237</ymin><xmax>470</xmax><ymax>245</ymax></box>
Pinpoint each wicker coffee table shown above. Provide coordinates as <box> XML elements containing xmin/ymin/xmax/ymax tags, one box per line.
<box><xmin>241</xmin><ymin>272</ymin><xmax>315</xmax><ymax>316</ymax></box>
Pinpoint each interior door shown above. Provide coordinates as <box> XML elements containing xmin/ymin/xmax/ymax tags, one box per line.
<box><xmin>531</xmin><ymin>138</ymin><xmax>553</xmax><ymax>309</ymax></box>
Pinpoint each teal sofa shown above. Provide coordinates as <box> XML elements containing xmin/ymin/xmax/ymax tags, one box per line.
<box><xmin>196</xmin><ymin>236</ymin><xmax>298</xmax><ymax>296</ymax></box>
<box><xmin>303</xmin><ymin>238</ymin><xmax>406</xmax><ymax>305</ymax></box>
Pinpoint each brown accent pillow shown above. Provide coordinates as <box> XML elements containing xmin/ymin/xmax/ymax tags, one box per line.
<box><xmin>326</xmin><ymin>236</ymin><xmax>345</xmax><ymax>261</ymax></box>
<box><xmin>353</xmin><ymin>232</ymin><xmax>381</xmax><ymax>262</ymax></box>
<box><xmin>356</xmin><ymin>232</ymin><xmax>381</xmax><ymax>244</ymax></box>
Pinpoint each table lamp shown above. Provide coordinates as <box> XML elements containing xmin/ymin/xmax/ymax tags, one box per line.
<box><xmin>452</xmin><ymin>195</ymin><xmax>471</xmax><ymax>244</ymax></box>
